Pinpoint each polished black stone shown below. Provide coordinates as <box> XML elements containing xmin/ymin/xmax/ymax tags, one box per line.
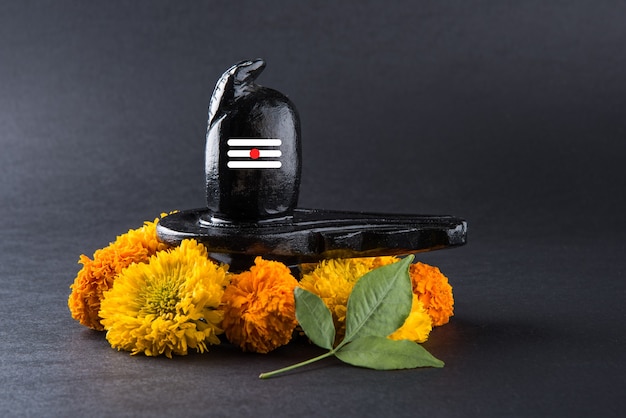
<box><xmin>158</xmin><ymin>208</ymin><xmax>467</xmax><ymax>270</ymax></box>
<box><xmin>205</xmin><ymin>58</ymin><xmax>301</xmax><ymax>222</ymax></box>
<box><xmin>156</xmin><ymin>59</ymin><xmax>467</xmax><ymax>269</ymax></box>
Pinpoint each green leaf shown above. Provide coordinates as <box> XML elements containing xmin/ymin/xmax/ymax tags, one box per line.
<box><xmin>343</xmin><ymin>255</ymin><xmax>414</xmax><ymax>344</ymax></box>
<box><xmin>335</xmin><ymin>336</ymin><xmax>444</xmax><ymax>370</ymax></box>
<box><xmin>294</xmin><ymin>287</ymin><xmax>336</xmax><ymax>350</ymax></box>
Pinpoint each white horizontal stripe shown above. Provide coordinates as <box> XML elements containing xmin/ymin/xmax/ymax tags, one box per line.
<box><xmin>227</xmin><ymin>150</ymin><xmax>282</xmax><ymax>158</ymax></box>
<box><xmin>227</xmin><ymin>139</ymin><xmax>282</xmax><ymax>147</ymax></box>
<box><xmin>228</xmin><ymin>161</ymin><xmax>282</xmax><ymax>169</ymax></box>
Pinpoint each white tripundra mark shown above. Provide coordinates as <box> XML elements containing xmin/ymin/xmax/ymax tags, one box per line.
<box><xmin>227</xmin><ymin>139</ymin><xmax>282</xmax><ymax>169</ymax></box>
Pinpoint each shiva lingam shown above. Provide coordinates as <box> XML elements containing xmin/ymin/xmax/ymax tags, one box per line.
<box><xmin>157</xmin><ymin>59</ymin><xmax>467</xmax><ymax>271</ymax></box>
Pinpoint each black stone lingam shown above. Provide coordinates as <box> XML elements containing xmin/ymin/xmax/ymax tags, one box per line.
<box><xmin>157</xmin><ymin>59</ymin><xmax>467</xmax><ymax>271</ymax></box>
<box><xmin>204</xmin><ymin>59</ymin><xmax>301</xmax><ymax>223</ymax></box>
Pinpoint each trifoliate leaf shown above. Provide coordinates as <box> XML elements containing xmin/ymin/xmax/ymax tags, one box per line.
<box><xmin>343</xmin><ymin>255</ymin><xmax>414</xmax><ymax>343</ymax></box>
<box><xmin>260</xmin><ymin>255</ymin><xmax>446</xmax><ymax>379</ymax></box>
<box><xmin>335</xmin><ymin>336</ymin><xmax>444</xmax><ymax>370</ymax></box>
<box><xmin>294</xmin><ymin>287</ymin><xmax>336</xmax><ymax>350</ymax></box>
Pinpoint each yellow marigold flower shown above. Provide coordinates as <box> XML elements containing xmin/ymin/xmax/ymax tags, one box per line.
<box><xmin>221</xmin><ymin>257</ymin><xmax>298</xmax><ymax>353</ymax></box>
<box><xmin>388</xmin><ymin>294</ymin><xmax>433</xmax><ymax>343</ymax></box>
<box><xmin>99</xmin><ymin>239</ymin><xmax>228</xmax><ymax>358</ymax></box>
<box><xmin>409</xmin><ymin>262</ymin><xmax>454</xmax><ymax>326</ymax></box>
<box><xmin>298</xmin><ymin>256</ymin><xmax>399</xmax><ymax>342</ymax></box>
<box><xmin>68</xmin><ymin>215</ymin><xmax>171</xmax><ymax>330</ymax></box>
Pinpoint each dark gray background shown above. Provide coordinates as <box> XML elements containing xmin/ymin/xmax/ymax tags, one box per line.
<box><xmin>2</xmin><ymin>1</ymin><xmax>625</xmax><ymax>416</ymax></box>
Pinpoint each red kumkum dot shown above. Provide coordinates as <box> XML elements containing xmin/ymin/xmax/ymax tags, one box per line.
<box><xmin>249</xmin><ymin>148</ymin><xmax>260</xmax><ymax>159</ymax></box>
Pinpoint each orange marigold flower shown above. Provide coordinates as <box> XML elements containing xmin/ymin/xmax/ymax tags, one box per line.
<box><xmin>409</xmin><ymin>262</ymin><xmax>454</xmax><ymax>326</ymax></box>
<box><xmin>221</xmin><ymin>257</ymin><xmax>299</xmax><ymax>353</ymax></box>
<box><xmin>68</xmin><ymin>214</ymin><xmax>171</xmax><ymax>330</ymax></box>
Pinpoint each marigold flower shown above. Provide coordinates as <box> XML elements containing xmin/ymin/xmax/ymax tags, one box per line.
<box><xmin>99</xmin><ymin>239</ymin><xmax>228</xmax><ymax>358</ymax></box>
<box><xmin>68</xmin><ymin>215</ymin><xmax>171</xmax><ymax>330</ymax></box>
<box><xmin>221</xmin><ymin>257</ymin><xmax>299</xmax><ymax>353</ymax></box>
<box><xmin>388</xmin><ymin>295</ymin><xmax>433</xmax><ymax>343</ymax></box>
<box><xmin>409</xmin><ymin>262</ymin><xmax>454</xmax><ymax>326</ymax></box>
<box><xmin>298</xmin><ymin>256</ymin><xmax>399</xmax><ymax>342</ymax></box>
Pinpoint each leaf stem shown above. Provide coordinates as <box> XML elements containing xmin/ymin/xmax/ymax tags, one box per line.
<box><xmin>259</xmin><ymin>350</ymin><xmax>335</xmax><ymax>379</ymax></box>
